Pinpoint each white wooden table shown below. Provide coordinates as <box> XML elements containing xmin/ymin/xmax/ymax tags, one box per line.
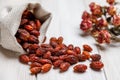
<box><xmin>0</xmin><ymin>0</ymin><xmax>120</xmax><ymax>80</ymax></box>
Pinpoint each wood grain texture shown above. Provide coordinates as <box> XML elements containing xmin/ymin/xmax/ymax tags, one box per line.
<box><xmin>1</xmin><ymin>0</ymin><xmax>118</xmax><ymax>80</ymax></box>
<box><xmin>98</xmin><ymin>43</ymin><xmax>120</xmax><ymax>80</ymax></box>
<box><xmin>0</xmin><ymin>46</ymin><xmax>36</xmax><ymax>80</ymax></box>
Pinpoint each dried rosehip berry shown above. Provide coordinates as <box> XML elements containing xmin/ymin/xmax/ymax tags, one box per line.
<box><xmin>73</xmin><ymin>64</ymin><xmax>87</xmax><ymax>73</ymax></box>
<box><xmin>66</xmin><ymin>50</ymin><xmax>77</xmax><ymax>56</ymax></box>
<box><xmin>41</xmin><ymin>64</ymin><xmax>52</xmax><ymax>73</ymax></box>
<box><xmin>53</xmin><ymin>60</ymin><xmax>63</xmax><ymax>68</ymax></box>
<box><xmin>54</xmin><ymin>46</ymin><xmax>62</xmax><ymax>52</ymax></box>
<box><xmin>59</xmin><ymin>55</ymin><xmax>67</xmax><ymax>60</ymax></box>
<box><xmin>22</xmin><ymin>42</ymin><xmax>31</xmax><ymax>50</ymax></box>
<box><xmin>60</xmin><ymin>44</ymin><xmax>68</xmax><ymax>50</ymax></box>
<box><xmin>57</xmin><ymin>36</ymin><xmax>63</xmax><ymax>44</ymax></box>
<box><xmin>28</xmin><ymin>44</ymin><xmax>39</xmax><ymax>50</ymax></box>
<box><xmin>28</xmin><ymin>35</ymin><xmax>39</xmax><ymax>43</ymax></box>
<box><xmin>77</xmin><ymin>54</ymin><xmax>88</xmax><ymax>61</ymax></box>
<box><xmin>30</xmin><ymin>67</ymin><xmax>41</xmax><ymax>74</ymax></box>
<box><xmin>29</xmin><ymin>54</ymin><xmax>39</xmax><ymax>62</ymax></box>
<box><xmin>24</xmin><ymin>25</ymin><xmax>34</xmax><ymax>31</ymax></box>
<box><xmin>52</xmin><ymin>51</ymin><xmax>63</xmax><ymax>57</ymax></box>
<box><xmin>30</xmin><ymin>62</ymin><xmax>42</xmax><ymax>68</ymax></box>
<box><xmin>74</xmin><ymin>46</ymin><xmax>81</xmax><ymax>54</ymax></box>
<box><xmin>29</xmin><ymin>21</ymin><xmax>37</xmax><ymax>30</ymax></box>
<box><xmin>68</xmin><ymin>44</ymin><xmax>74</xmax><ymax>50</ymax></box>
<box><xmin>50</xmin><ymin>56</ymin><xmax>59</xmax><ymax>62</ymax></box>
<box><xmin>28</xmin><ymin>49</ymin><xmax>36</xmax><ymax>54</ymax></box>
<box><xmin>19</xmin><ymin>54</ymin><xmax>30</xmax><ymax>64</ymax></box>
<box><xmin>65</xmin><ymin>55</ymin><xmax>78</xmax><ymax>65</ymax></box>
<box><xmin>90</xmin><ymin>54</ymin><xmax>101</xmax><ymax>61</ymax></box>
<box><xmin>39</xmin><ymin>59</ymin><xmax>52</xmax><ymax>65</ymax></box>
<box><xmin>30</xmin><ymin>30</ymin><xmax>40</xmax><ymax>37</ymax></box>
<box><xmin>29</xmin><ymin>54</ymin><xmax>36</xmax><ymax>57</ymax></box>
<box><xmin>41</xmin><ymin>44</ymin><xmax>52</xmax><ymax>48</ymax></box>
<box><xmin>16</xmin><ymin>38</ymin><xmax>22</xmax><ymax>43</ymax></box>
<box><xmin>58</xmin><ymin>49</ymin><xmax>66</xmax><ymax>55</ymax></box>
<box><xmin>20</xmin><ymin>19</ymin><xmax>28</xmax><ymax>25</ymax></box>
<box><xmin>90</xmin><ymin>61</ymin><xmax>104</xmax><ymax>71</ymax></box>
<box><xmin>83</xmin><ymin>44</ymin><xmax>93</xmax><ymax>52</ymax></box>
<box><xmin>43</xmin><ymin>51</ymin><xmax>51</xmax><ymax>59</ymax></box>
<box><xmin>82</xmin><ymin>51</ymin><xmax>90</xmax><ymax>59</ymax></box>
<box><xmin>50</xmin><ymin>41</ymin><xmax>58</xmax><ymax>48</ymax></box>
<box><xmin>60</xmin><ymin>62</ymin><xmax>70</xmax><ymax>72</ymax></box>
<box><xmin>18</xmin><ymin>29</ymin><xmax>30</xmax><ymax>41</ymax></box>
<box><xmin>50</xmin><ymin>37</ymin><xmax>57</xmax><ymax>42</ymax></box>
<box><xmin>44</xmin><ymin>47</ymin><xmax>54</xmax><ymax>53</ymax></box>
<box><xmin>36</xmin><ymin>48</ymin><xmax>46</xmax><ymax>56</ymax></box>
<box><xmin>35</xmin><ymin>19</ymin><xmax>41</xmax><ymax>31</ymax></box>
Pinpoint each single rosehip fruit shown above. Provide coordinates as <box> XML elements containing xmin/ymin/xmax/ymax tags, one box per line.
<box><xmin>73</xmin><ymin>64</ymin><xmax>87</xmax><ymax>73</ymax></box>
<box><xmin>90</xmin><ymin>61</ymin><xmax>104</xmax><ymax>71</ymax></box>
<box><xmin>90</xmin><ymin>54</ymin><xmax>101</xmax><ymax>61</ymax></box>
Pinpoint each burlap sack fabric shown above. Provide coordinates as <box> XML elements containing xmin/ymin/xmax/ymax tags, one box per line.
<box><xmin>0</xmin><ymin>3</ymin><xmax>52</xmax><ymax>53</ymax></box>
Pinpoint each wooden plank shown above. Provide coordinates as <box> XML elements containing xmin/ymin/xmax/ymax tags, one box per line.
<box><xmin>98</xmin><ymin>43</ymin><xmax>120</xmax><ymax>80</ymax></box>
<box><xmin>37</xmin><ymin>0</ymin><xmax>106</xmax><ymax>80</ymax></box>
<box><xmin>0</xmin><ymin>46</ymin><xmax>36</xmax><ymax>80</ymax></box>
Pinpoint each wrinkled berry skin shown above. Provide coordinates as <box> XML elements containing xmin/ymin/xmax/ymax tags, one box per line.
<box><xmin>53</xmin><ymin>60</ymin><xmax>63</xmax><ymax>68</ymax></box>
<box><xmin>41</xmin><ymin>64</ymin><xmax>52</xmax><ymax>73</ymax></box>
<box><xmin>30</xmin><ymin>67</ymin><xmax>41</xmax><ymax>74</ymax></box>
<box><xmin>90</xmin><ymin>54</ymin><xmax>101</xmax><ymax>61</ymax></box>
<box><xmin>19</xmin><ymin>54</ymin><xmax>29</xmax><ymax>64</ymax></box>
<box><xmin>17</xmin><ymin>29</ymin><xmax>30</xmax><ymax>41</ymax></box>
<box><xmin>39</xmin><ymin>59</ymin><xmax>52</xmax><ymax>65</ymax></box>
<box><xmin>83</xmin><ymin>44</ymin><xmax>93</xmax><ymax>52</ymax></box>
<box><xmin>73</xmin><ymin>64</ymin><xmax>87</xmax><ymax>73</ymax></box>
<box><xmin>90</xmin><ymin>61</ymin><xmax>104</xmax><ymax>71</ymax></box>
<box><xmin>60</xmin><ymin>62</ymin><xmax>70</xmax><ymax>72</ymax></box>
<box><xmin>65</xmin><ymin>55</ymin><xmax>78</xmax><ymax>65</ymax></box>
<box><xmin>77</xmin><ymin>54</ymin><xmax>88</xmax><ymax>61</ymax></box>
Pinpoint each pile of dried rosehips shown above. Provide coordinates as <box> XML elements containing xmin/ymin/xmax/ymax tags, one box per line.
<box><xmin>80</xmin><ymin>0</ymin><xmax>120</xmax><ymax>44</ymax></box>
<box><xmin>15</xmin><ymin>9</ymin><xmax>104</xmax><ymax>75</ymax></box>
<box><xmin>15</xmin><ymin>9</ymin><xmax>41</xmax><ymax>49</ymax></box>
<box><xmin>19</xmin><ymin>36</ymin><xmax>104</xmax><ymax>74</ymax></box>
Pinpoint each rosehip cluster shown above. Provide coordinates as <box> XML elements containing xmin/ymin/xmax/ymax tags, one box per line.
<box><xmin>80</xmin><ymin>0</ymin><xmax>120</xmax><ymax>44</ymax></box>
